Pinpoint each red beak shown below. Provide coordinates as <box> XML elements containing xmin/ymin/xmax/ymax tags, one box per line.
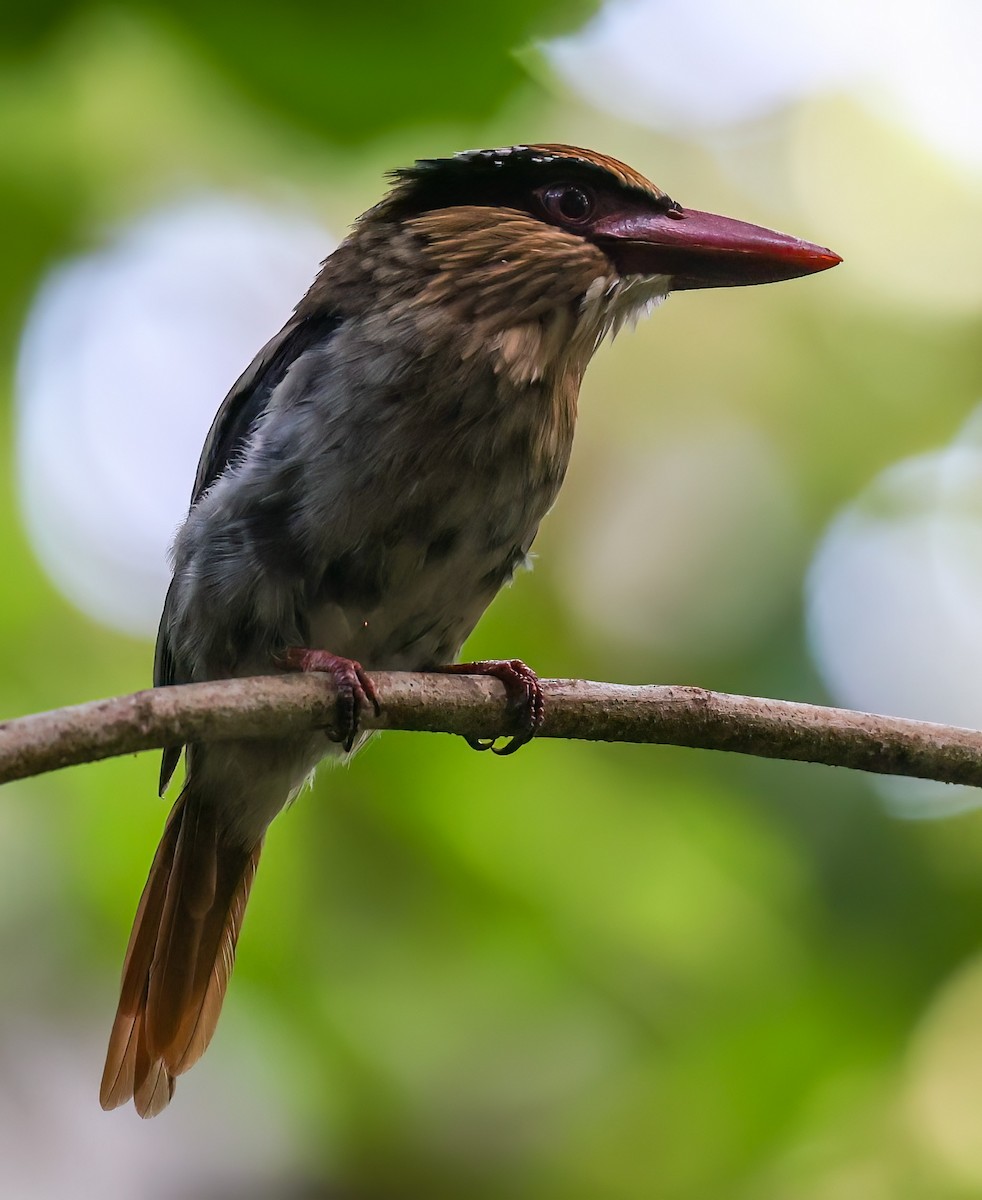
<box><xmin>592</xmin><ymin>206</ymin><xmax>841</xmax><ymax>290</ymax></box>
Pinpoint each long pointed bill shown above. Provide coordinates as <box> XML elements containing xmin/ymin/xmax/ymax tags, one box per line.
<box><xmin>593</xmin><ymin>207</ymin><xmax>841</xmax><ymax>290</ymax></box>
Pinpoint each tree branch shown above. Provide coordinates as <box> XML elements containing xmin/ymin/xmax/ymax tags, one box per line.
<box><xmin>2</xmin><ymin>672</ymin><xmax>982</xmax><ymax>791</ymax></box>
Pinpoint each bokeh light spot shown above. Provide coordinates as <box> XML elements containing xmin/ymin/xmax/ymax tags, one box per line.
<box><xmin>15</xmin><ymin>194</ymin><xmax>333</xmax><ymax>638</ymax></box>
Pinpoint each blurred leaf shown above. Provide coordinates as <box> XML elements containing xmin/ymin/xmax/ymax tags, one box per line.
<box><xmin>130</xmin><ymin>0</ymin><xmax>596</xmax><ymax>142</ymax></box>
<box><xmin>0</xmin><ymin>0</ymin><xmax>81</xmax><ymax>57</ymax></box>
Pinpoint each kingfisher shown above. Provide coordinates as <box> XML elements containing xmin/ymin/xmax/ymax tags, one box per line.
<box><xmin>100</xmin><ymin>144</ymin><xmax>840</xmax><ymax>1116</ymax></box>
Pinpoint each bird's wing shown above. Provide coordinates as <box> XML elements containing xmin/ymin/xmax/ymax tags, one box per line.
<box><xmin>191</xmin><ymin>307</ymin><xmax>342</xmax><ymax>507</ymax></box>
<box><xmin>154</xmin><ymin>307</ymin><xmax>341</xmax><ymax>795</ymax></box>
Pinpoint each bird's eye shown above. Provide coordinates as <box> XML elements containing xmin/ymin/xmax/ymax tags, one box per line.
<box><xmin>541</xmin><ymin>184</ymin><xmax>596</xmax><ymax>225</ymax></box>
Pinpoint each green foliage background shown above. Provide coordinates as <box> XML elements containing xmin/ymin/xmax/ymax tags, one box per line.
<box><xmin>2</xmin><ymin>3</ymin><xmax>982</xmax><ymax>1196</ymax></box>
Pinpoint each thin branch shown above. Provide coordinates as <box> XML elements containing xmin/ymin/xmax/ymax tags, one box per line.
<box><xmin>2</xmin><ymin>673</ymin><xmax>982</xmax><ymax>791</ymax></box>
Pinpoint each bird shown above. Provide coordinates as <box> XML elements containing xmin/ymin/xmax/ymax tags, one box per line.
<box><xmin>99</xmin><ymin>144</ymin><xmax>840</xmax><ymax>1117</ymax></box>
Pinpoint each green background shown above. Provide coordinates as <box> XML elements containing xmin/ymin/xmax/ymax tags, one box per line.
<box><xmin>2</xmin><ymin>2</ymin><xmax>982</xmax><ymax>1196</ymax></box>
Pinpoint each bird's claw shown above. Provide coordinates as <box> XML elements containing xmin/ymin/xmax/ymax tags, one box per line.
<box><xmin>437</xmin><ymin>659</ymin><xmax>544</xmax><ymax>755</ymax></box>
<box><xmin>277</xmin><ymin>648</ymin><xmax>381</xmax><ymax>752</ymax></box>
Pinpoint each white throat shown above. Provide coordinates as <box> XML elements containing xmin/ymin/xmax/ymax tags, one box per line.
<box><xmin>580</xmin><ymin>272</ymin><xmax>672</xmax><ymax>343</ymax></box>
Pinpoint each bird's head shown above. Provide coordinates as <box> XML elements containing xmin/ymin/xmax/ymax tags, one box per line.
<box><xmin>339</xmin><ymin>144</ymin><xmax>840</xmax><ymax>382</ymax></box>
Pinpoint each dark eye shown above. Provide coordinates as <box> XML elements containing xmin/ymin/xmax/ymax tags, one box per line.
<box><xmin>541</xmin><ymin>184</ymin><xmax>596</xmax><ymax>225</ymax></box>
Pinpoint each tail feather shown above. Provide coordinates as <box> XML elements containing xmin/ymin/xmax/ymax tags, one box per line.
<box><xmin>169</xmin><ymin>847</ymin><xmax>259</xmax><ymax>1075</ymax></box>
<box><xmin>132</xmin><ymin>1015</ymin><xmax>176</xmax><ymax>1117</ymax></box>
<box><xmin>100</xmin><ymin>801</ymin><xmax>185</xmax><ymax>1111</ymax></box>
<box><xmin>100</xmin><ymin>787</ymin><xmax>262</xmax><ymax>1118</ymax></box>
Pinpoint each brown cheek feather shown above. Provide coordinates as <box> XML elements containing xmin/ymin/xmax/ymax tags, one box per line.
<box><xmin>407</xmin><ymin>208</ymin><xmax>611</xmax><ymax>328</ymax></box>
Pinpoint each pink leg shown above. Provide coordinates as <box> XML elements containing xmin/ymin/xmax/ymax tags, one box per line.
<box><xmin>277</xmin><ymin>648</ymin><xmax>381</xmax><ymax>752</ymax></box>
<box><xmin>435</xmin><ymin>659</ymin><xmax>544</xmax><ymax>755</ymax></box>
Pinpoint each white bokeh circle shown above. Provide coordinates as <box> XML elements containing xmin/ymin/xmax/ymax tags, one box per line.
<box><xmin>807</xmin><ymin>407</ymin><xmax>982</xmax><ymax>815</ymax></box>
<box><xmin>546</xmin><ymin>0</ymin><xmax>982</xmax><ymax>174</ymax></box>
<box><xmin>16</xmin><ymin>195</ymin><xmax>333</xmax><ymax>638</ymax></box>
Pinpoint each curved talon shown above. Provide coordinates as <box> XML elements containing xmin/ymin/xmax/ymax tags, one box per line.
<box><xmin>437</xmin><ymin>658</ymin><xmax>544</xmax><ymax>754</ymax></box>
<box><xmin>276</xmin><ymin>648</ymin><xmax>381</xmax><ymax>751</ymax></box>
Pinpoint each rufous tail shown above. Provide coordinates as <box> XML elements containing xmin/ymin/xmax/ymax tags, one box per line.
<box><xmin>100</xmin><ymin>788</ymin><xmax>262</xmax><ymax>1117</ymax></box>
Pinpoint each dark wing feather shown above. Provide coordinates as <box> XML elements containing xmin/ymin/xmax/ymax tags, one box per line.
<box><xmin>155</xmin><ymin>586</ymin><xmax>184</xmax><ymax>793</ymax></box>
<box><xmin>154</xmin><ymin>307</ymin><xmax>341</xmax><ymax>794</ymax></box>
<box><xmin>190</xmin><ymin>307</ymin><xmax>342</xmax><ymax>507</ymax></box>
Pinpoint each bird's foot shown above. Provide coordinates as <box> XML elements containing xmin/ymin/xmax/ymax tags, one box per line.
<box><xmin>435</xmin><ymin>659</ymin><xmax>544</xmax><ymax>756</ymax></box>
<box><xmin>277</xmin><ymin>648</ymin><xmax>381</xmax><ymax>752</ymax></box>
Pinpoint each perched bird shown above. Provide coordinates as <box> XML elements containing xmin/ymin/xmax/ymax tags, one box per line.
<box><xmin>100</xmin><ymin>144</ymin><xmax>840</xmax><ymax>1117</ymax></box>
